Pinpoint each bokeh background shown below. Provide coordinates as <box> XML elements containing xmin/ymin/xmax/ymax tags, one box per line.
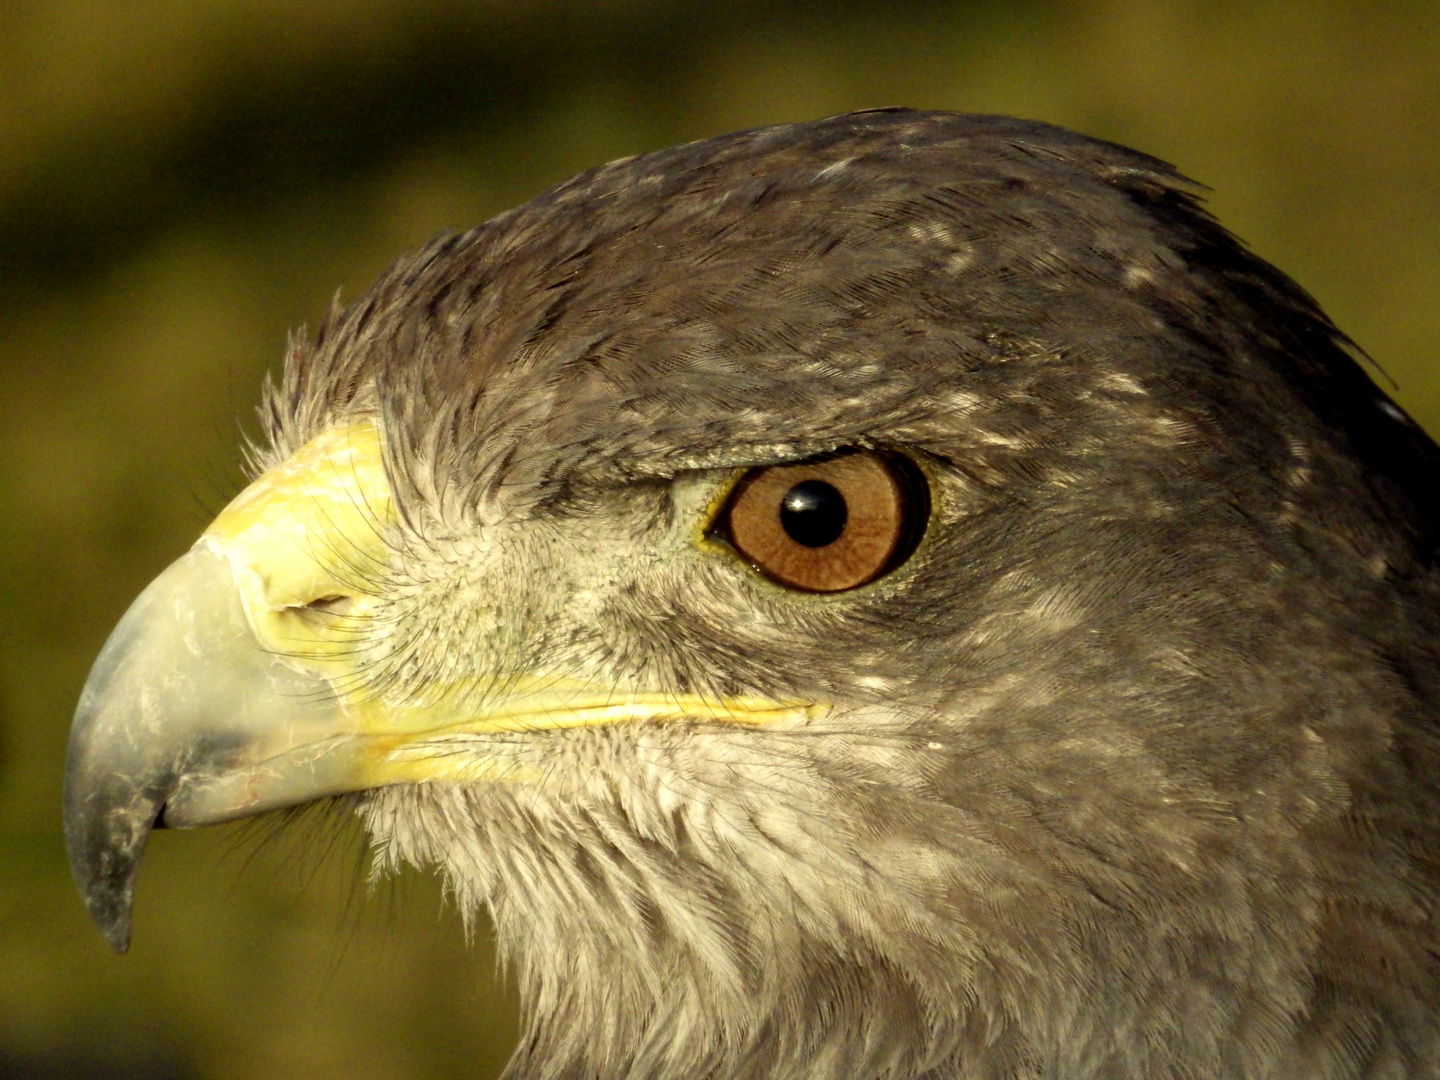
<box><xmin>1</xmin><ymin>1</ymin><xmax>1437</xmax><ymax>1077</ymax></box>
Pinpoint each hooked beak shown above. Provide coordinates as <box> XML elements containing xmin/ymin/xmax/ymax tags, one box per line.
<box><xmin>64</xmin><ymin>541</ymin><xmax>351</xmax><ymax>951</ymax></box>
<box><xmin>65</xmin><ymin>422</ymin><xmax>392</xmax><ymax>952</ymax></box>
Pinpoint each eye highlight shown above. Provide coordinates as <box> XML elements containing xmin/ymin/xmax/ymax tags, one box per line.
<box><xmin>714</xmin><ymin>451</ymin><xmax>928</xmax><ymax>592</ymax></box>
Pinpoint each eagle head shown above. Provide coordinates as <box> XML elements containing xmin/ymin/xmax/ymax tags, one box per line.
<box><xmin>65</xmin><ymin>110</ymin><xmax>1440</xmax><ymax>1079</ymax></box>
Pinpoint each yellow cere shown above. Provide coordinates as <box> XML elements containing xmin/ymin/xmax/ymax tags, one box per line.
<box><xmin>203</xmin><ymin>420</ymin><xmax>394</xmax><ymax>668</ymax></box>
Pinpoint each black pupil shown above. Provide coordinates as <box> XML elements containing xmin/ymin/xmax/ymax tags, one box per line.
<box><xmin>780</xmin><ymin>480</ymin><xmax>848</xmax><ymax>547</ymax></box>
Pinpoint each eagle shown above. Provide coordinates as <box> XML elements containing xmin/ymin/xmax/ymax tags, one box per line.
<box><xmin>64</xmin><ymin>110</ymin><xmax>1440</xmax><ymax>1079</ymax></box>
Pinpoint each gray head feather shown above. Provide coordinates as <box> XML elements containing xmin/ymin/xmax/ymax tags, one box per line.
<box><xmin>252</xmin><ymin>110</ymin><xmax>1440</xmax><ymax>1079</ymax></box>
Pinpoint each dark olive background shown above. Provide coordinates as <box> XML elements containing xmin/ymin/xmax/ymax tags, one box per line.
<box><xmin>0</xmin><ymin>2</ymin><xmax>1436</xmax><ymax>1077</ymax></box>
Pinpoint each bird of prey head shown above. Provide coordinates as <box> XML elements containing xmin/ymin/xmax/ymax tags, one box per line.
<box><xmin>65</xmin><ymin>110</ymin><xmax>1440</xmax><ymax>1079</ymax></box>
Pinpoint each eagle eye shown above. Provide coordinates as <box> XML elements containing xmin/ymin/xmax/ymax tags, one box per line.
<box><xmin>715</xmin><ymin>451</ymin><xmax>928</xmax><ymax>592</ymax></box>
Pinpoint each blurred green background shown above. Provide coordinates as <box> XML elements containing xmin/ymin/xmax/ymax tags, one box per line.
<box><xmin>0</xmin><ymin>1</ymin><xmax>1436</xmax><ymax>1077</ymax></box>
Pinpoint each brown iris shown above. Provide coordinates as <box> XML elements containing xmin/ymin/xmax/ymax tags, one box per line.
<box><xmin>717</xmin><ymin>451</ymin><xmax>927</xmax><ymax>592</ymax></box>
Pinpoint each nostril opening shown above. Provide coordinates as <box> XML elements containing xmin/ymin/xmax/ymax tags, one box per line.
<box><xmin>302</xmin><ymin>595</ymin><xmax>355</xmax><ymax>617</ymax></box>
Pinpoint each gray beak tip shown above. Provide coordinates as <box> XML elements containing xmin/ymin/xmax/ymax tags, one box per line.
<box><xmin>93</xmin><ymin>901</ymin><xmax>133</xmax><ymax>955</ymax></box>
<box><xmin>63</xmin><ymin>779</ymin><xmax>155</xmax><ymax>955</ymax></box>
<box><xmin>67</xmin><ymin>840</ymin><xmax>138</xmax><ymax>954</ymax></box>
<box><xmin>77</xmin><ymin>835</ymin><xmax>139</xmax><ymax>954</ymax></box>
